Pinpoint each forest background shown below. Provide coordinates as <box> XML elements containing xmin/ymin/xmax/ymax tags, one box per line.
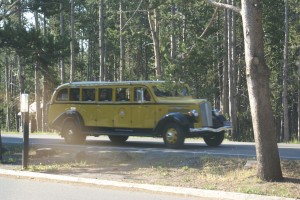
<box><xmin>0</xmin><ymin>0</ymin><xmax>300</xmax><ymax>143</ymax></box>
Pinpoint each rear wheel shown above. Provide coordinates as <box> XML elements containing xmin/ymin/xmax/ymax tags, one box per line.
<box><xmin>108</xmin><ymin>135</ymin><xmax>129</xmax><ymax>144</ymax></box>
<box><xmin>203</xmin><ymin>132</ymin><xmax>224</xmax><ymax>147</ymax></box>
<box><xmin>162</xmin><ymin>123</ymin><xmax>185</xmax><ymax>149</ymax></box>
<box><xmin>62</xmin><ymin>120</ymin><xmax>86</xmax><ymax>144</ymax></box>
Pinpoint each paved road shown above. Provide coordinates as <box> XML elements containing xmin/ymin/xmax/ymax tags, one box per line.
<box><xmin>1</xmin><ymin>133</ymin><xmax>300</xmax><ymax>160</ymax></box>
<box><xmin>0</xmin><ymin>175</ymin><xmax>204</xmax><ymax>200</ymax></box>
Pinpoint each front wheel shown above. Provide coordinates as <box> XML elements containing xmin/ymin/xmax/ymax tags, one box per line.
<box><xmin>162</xmin><ymin>123</ymin><xmax>186</xmax><ymax>149</ymax></box>
<box><xmin>203</xmin><ymin>132</ymin><xmax>224</xmax><ymax>147</ymax></box>
<box><xmin>62</xmin><ymin>120</ymin><xmax>86</xmax><ymax>144</ymax></box>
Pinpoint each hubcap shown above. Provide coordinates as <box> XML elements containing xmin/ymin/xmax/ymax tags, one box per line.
<box><xmin>166</xmin><ymin>128</ymin><xmax>178</xmax><ymax>144</ymax></box>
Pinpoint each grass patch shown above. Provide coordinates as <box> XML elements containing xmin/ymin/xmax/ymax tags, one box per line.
<box><xmin>287</xmin><ymin>138</ymin><xmax>300</xmax><ymax>144</ymax></box>
<box><xmin>28</xmin><ymin>161</ymin><xmax>89</xmax><ymax>172</ymax></box>
<box><xmin>0</xmin><ymin>143</ymin><xmax>23</xmax><ymax>164</ymax></box>
<box><xmin>0</xmin><ymin>131</ymin><xmax>57</xmax><ymax>135</ymax></box>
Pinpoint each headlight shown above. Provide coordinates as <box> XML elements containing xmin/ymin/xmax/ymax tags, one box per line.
<box><xmin>188</xmin><ymin>109</ymin><xmax>199</xmax><ymax>117</ymax></box>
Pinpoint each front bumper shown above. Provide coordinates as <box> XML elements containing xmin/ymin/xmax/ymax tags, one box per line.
<box><xmin>189</xmin><ymin>121</ymin><xmax>231</xmax><ymax>133</ymax></box>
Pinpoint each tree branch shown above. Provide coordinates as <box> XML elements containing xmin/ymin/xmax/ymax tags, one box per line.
<box><xmin>178</xmin><ymin>2</ymin><xmax>220</xmax><ymax>60</ymax></box>
<box><xmin>200</xmin><ymin>5</ymin><xmax>219</xmax><ymax>38</ymax></box>
<box><xmin>0</xmin><ymin>0</ymin><xmax>20</xmax><ymax>21</ymax></box>
<box><xmin>206</xmin><ymin>0</ymin><xmax>241</xmax><ymax>15</ymax></box>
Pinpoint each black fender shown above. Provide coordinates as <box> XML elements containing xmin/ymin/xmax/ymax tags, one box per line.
<box><xmin>154</xmin><ymin>112</ymin><xmax>191</xmax><ymax>136</ymax></box>
<box><xmin>212</xmin><ymin>111</ymin><xmax>226</xmax><ymax>128</ymax></box>
<box><xmin>50</xmin><ymin>110</ymin><xmax>84</xmax><ymax>132</ymax></box>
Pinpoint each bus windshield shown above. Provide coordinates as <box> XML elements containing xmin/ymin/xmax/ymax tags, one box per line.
<box><xmin>152</xmin><ymin>82</ymin><xmax>190</xmax><ymax>97</ymax></box>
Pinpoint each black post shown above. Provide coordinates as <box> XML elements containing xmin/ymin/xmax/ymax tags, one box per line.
<box><xmin>22</xmin><ymin>112</ymin><xmax>29</xmax><ymax>169</ymax></box>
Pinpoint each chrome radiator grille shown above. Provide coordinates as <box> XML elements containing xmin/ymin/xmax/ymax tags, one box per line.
<box><xmin>200</xmin><ymin>101</ymin><xmax>213</xmax><ymax>127</ymax></box>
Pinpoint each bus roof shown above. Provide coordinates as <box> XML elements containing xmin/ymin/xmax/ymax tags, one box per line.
<box><xmin>56</xmin><ymin>81</ymin><xmax>165</xmax><ymax>89</ymax></box>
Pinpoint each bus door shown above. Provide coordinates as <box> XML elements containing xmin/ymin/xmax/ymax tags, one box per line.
<box><xmin>131</xmin><ymin>87</ymin><xmax>156</xmax><ymax>129</ymax></box>
<box><xmin>80</xmin><ymin>88</ymin><xmax>97</xmax><ymax>126</ymax></box>
<box><xmin>96</xmin><ymin>88</ymin><xmax>114</xmax><ymax>127</ymax></box>
<box><xmin>113</xmin><ymin>87</ymin><xmax>132</xmax><ymax>128</ymax></box>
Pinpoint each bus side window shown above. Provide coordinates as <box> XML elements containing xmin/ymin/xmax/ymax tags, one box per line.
<box><xmin>70</xmin><ymin>88</ymin><xmax>80</xmax><ymax>101</ymax></box>
<box><xmin>134</xmin><ymin>88</ymin><xmax>142</xmax><ymax>102</ymax></box>
<box><xmin>82</xmin><ymin>88</ymin><xmax>95</xmax><ymax>101</ymax></box>
<box><xmin>116</xmin><ymin>88</ymin><xmax>130</xmax><ymax>101</ymax></box>
<box><xmin>144</xmin><ymin>89</ymin><xmax>151</xmax><ymax>101</ymax></box>
<box><xmin>134</xmin><ymin>87</ymin><xmax>151</xmax><ymax>102</ymax></box>
<box><xmin>56</xmin><ymin>88</ymin><xmax>68</xmax><ymax>101</ymax></box>
<box><xmin>99</xmin><ymin>88</ymin><xmax>112</xmax><ymax>101</ymax></box>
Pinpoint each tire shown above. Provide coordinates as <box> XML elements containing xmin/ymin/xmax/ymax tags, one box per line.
<box><xmin>203</xmin><ymin>132</ymin><xmax>224</xmax><ymax>147</ymax></box>
<box><xmin>108</xmin><ymin>135</ymin><xmax>129</xmax><ymax>144</ymax></box>
<box><xmin>62</xmin><ymin>120</ymin><xmax>86</xmax><ymax>144</ymax></box>
<box><xmin>162</xmin><ymin>123</ymin><xmax>185</xmax><ymax>149</ymax></box>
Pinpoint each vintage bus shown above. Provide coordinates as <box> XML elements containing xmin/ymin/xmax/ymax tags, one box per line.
<box><xmin>48</xmin><ymin>81</ymin><xmax>231</xmax><ymax>148</ymax></box>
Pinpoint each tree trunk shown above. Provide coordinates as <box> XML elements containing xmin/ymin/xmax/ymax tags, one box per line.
<box><xmin>17</xmin><ymin>56</ymin><xmax>24</xmax><ymax>94</ymax></box>
<box><xmin>42</xmin><ymin>76</ymin><xmax>47</xmax><ymax>132</ymax></box>
<box><xmin>207</xmin><ymin>0</ymin><xmax>284</xmax><ymax>181</ymax></box>
<box><xmin>170</xmin><ymin>3</ymin><xmax>176</xmax><ymax>60</ymax></box>
<box><xmin>227</xmin><ymin>0</ymin><xmax>233</xmax><ymax>138</ymax></box>
<box><xmin>17</xmin><ymin>55</ymin><xmax>24</xmax><ymax>132</ymax></box>
<box><xmin>60</xmin><ymin>2</ymin><xmax>65</xmax><ymax>83</ymax></box>
<box><xmin>217</xmin><ymin>11</ymin><xmax>222</xmax><ymax>109</ymax></box>
<box><xmin>16</xmin><ymin>2</ymin><xmax>23</xmax><ymax>131</ymax></box>
<box><xmin>70</xmin><ymin>0</ymin><xmax>75</xmax><ymax>82</ymax></box>
<box><xmin>119</xmin><ymin>0</ymin><xmax>125</xmax><ymax>81</ymax></box>
<box><xmin>241</xmin><ymin>0</ymin><xmax>282</xmax><ymax>181</ymax></box>
<box><xmin>5</xmin><ymin>55</ymin><xmax>11</xmax><ymax>131</ymax></box>
<box><xmin>34</xmin><ymin>11</ymin><xmax>42</xmax><ymax>132</ymax></box>
<box><xmin>88</xmin><ymin>38</ymin><xmax>93</xmax><ymax>81</ymax></box>
<box><xmin>99</xmin><ymin>0</ymin><xmax>105</xmax><ymax>81</ymax></box>
<box><xmin>229</xmin><ymin>0</ymin><xmax>238</xmax><ymax>140</ymax></box>
<box><xmin>148</xmin><ymin>9</ymin><xmax>162</xmax><ymax>80</ymax></box>
<box><xmin>35</xmin><ymin>64</ymin><xmax>42</xmax><ymax>132</ymax></box>
<box><xmin>222</xmin><ymin>7</ymin><xmax>229</xmax><ymax>115</ymax></box>
<box><xmin>283</xmin><ymin>0</ymin><xmax>289</xmax><ymax>142</ymax></box>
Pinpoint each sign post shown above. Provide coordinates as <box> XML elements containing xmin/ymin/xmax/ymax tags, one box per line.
<box><xmin>20</xmin><ymin>94</ymin><xmax>29</xmax><ymax>169</ymax></box>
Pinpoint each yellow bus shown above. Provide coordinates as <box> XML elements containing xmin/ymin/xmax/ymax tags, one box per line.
<box><xmin>48</xmin><ymin>81</ymin><xmax>230</xmax><ymax>148</ymax></box>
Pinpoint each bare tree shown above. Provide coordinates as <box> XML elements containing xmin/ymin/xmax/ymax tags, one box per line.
<box><xmin>119</xmin><ymin>0</ymin><xmax>125</xmax><ymax>81</ymax></box>
<box><xmin>99</xmin><ymin>0</ymin><xmax>105</xmax><ymax>81</ymax></box>
<box><xmin>148</xmin><ymin>9</ymin><xmax>162</xmax><ymax>80</ymax></box>
<box><xmin>222</xmin><ymin>5</ymin><xmax>229</xmax><ymax>115</ymax></box>
<box><xmin>34</xmin><ymin>11</ymin><xmax>42</xmax><ymax>132</ymax></box>
<box><xmin>207</xmin><ymin>0</ymin><xmax>283</xmax><ymax>181</ymax></box>
<box><xmin>5</xmin><ymin>55</ymin><xmax>11</xmax><ymax>131</ymax></box>
<box><xmin>60</xmin><ymin>2</ymin><xmax>66</xmax><ymax>83</ymax></box>
<box><xmin>228</xmin><ymin>0</ymin><xmax>238</xmax><ymax>139</ymax></box>
<box><xmin>170</xmin><ymin>3</ymin><xmax>176</xmax><ymax>60</ymax></box>
<box><xmin>283</xmin><ymin>0</ymin><xmax>289</xmax><ymax>142</ymax></box>
<box><xmin>70</xmin><ymin>0</ymin><xmax>75</xmax><ymax>82</ymax></box>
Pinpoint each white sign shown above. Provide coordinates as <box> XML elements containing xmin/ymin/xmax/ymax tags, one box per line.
<box><xmin>20</xmin><ymin>94</ymin><xmax>29</xmax><ymax>112</ymax></box>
